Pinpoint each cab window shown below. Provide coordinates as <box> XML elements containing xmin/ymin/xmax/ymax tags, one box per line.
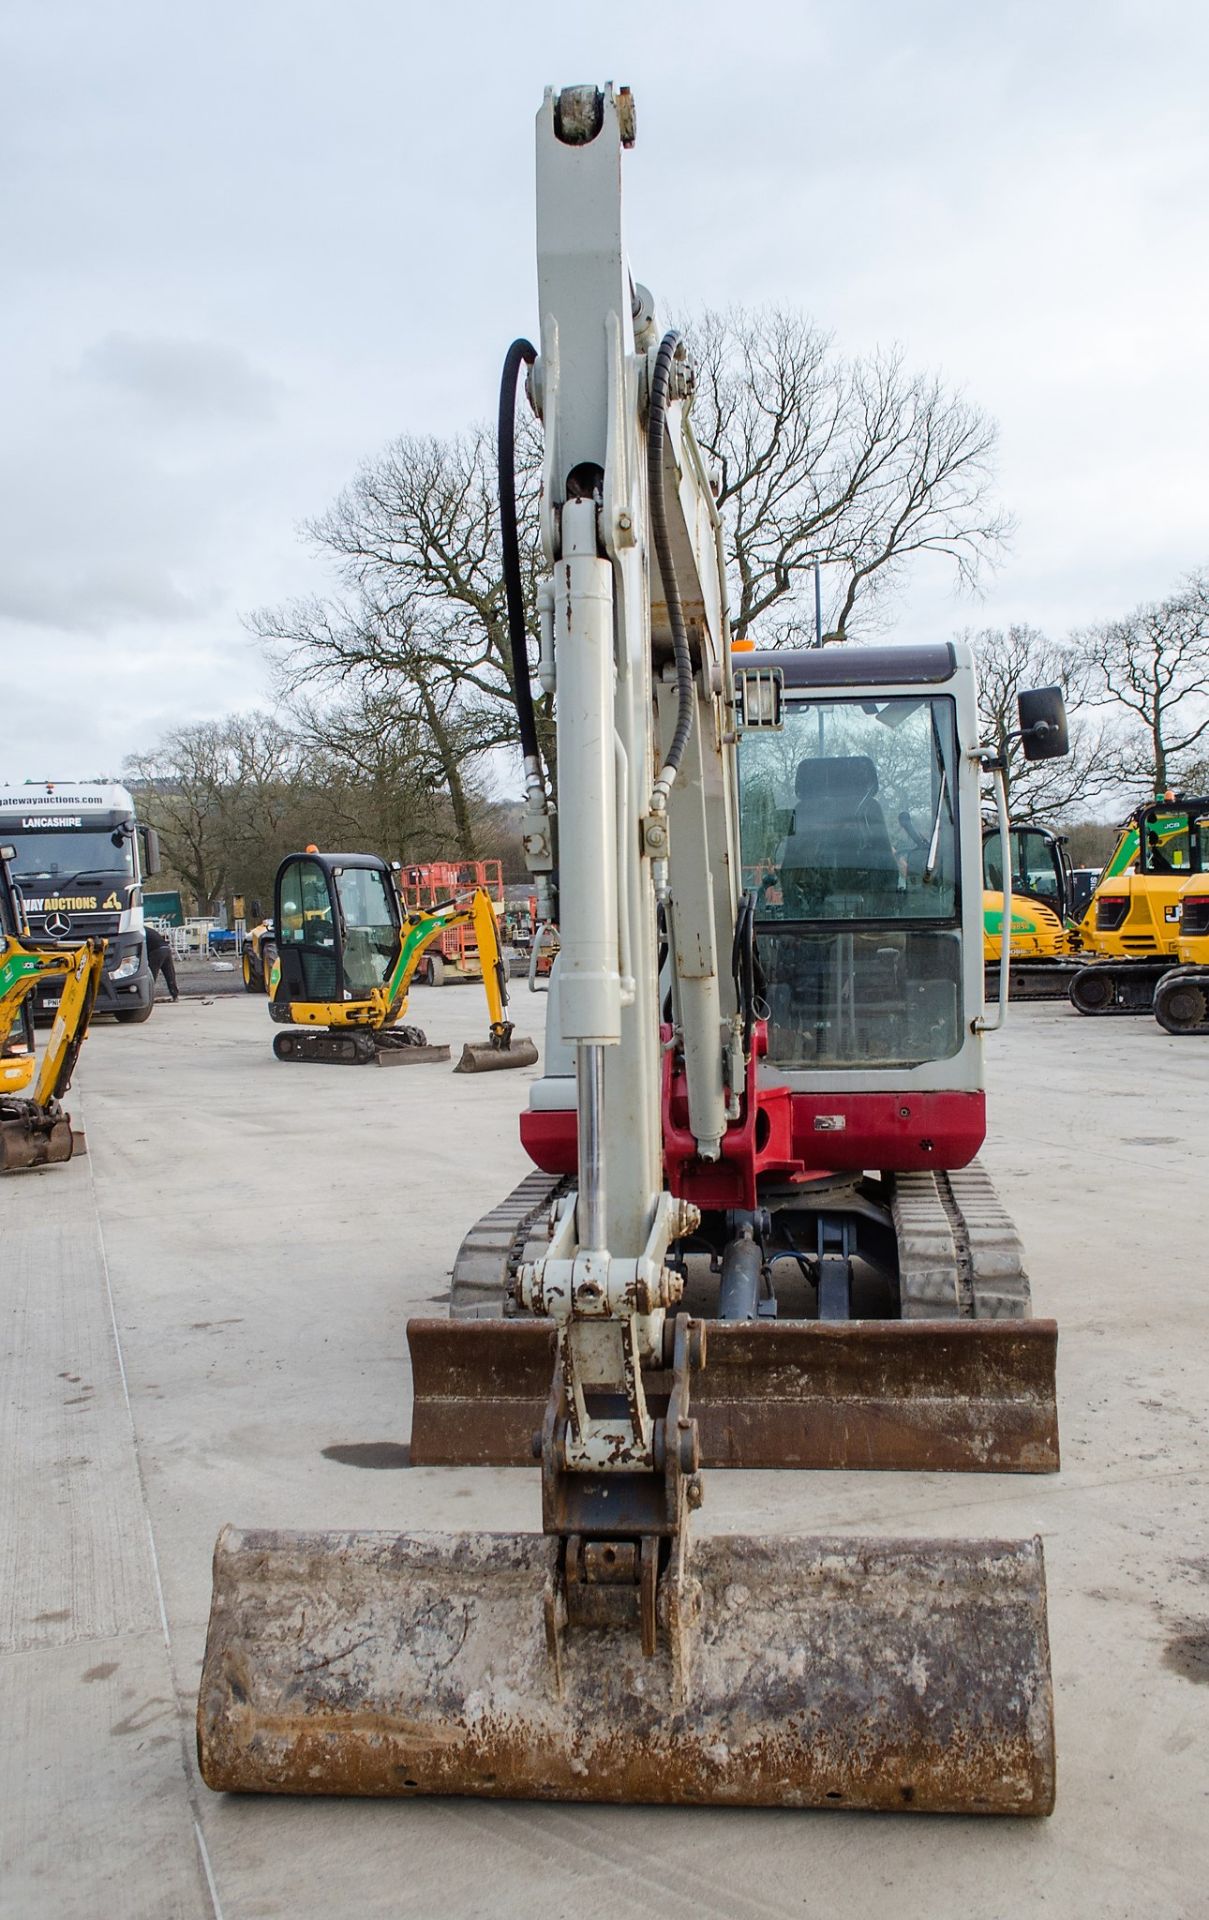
<box><xmin>333</xmin><ymin>866</ymin><xmax>397</xmax><ymax>996</ymax></box>
<box><xmin>739</xmin><ymin>695</ymin><xmax>964</xmax><ymax>1070</ymax></box>
<box><xmin>277</xmin><ymin>858</ymin><xmax>337</xmax><ymax>1001</ymax></box>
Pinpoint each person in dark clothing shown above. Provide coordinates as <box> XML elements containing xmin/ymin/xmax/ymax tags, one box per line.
<box><xmin>145</xmin><ymin>926</ymin><xmax>180</xmax><ymax>1001</ymax></box>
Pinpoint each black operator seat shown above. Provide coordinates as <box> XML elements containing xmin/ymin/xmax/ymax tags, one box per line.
<box><xmin>779</xmin><ymin>754</ymin><xmax>900</xmax><ymax>913</ymax></box>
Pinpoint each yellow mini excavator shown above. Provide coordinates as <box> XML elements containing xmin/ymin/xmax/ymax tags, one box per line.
<box><xmin>1068</xmin><ymin>794</ymin><xmax>1207</xmax><ymax>1014</ymax></box>
<box><xmin>199</xmin><ymin>87</ymin><xmax>1067</xmax><ymax>1817</ymax></box>
<box><xmin>267</xmin><ymin>848</ymin><xmax>537</xmax><ymax>1071</ymax></box>
<box><xmin>0</xmin><ymin>843</ymin><xmax>105</xmax><ymax>1170</ymax></box>
<box><xmin>982</xmin><ymin>819</ymin><xmax>1081</xmax><ymax>999</ymax></box>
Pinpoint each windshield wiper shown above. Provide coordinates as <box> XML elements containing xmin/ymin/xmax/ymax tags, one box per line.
<box><xmin>923</xmin><ymin>769</ymin><xmax>948</xmax><ymax>884</ymax></box>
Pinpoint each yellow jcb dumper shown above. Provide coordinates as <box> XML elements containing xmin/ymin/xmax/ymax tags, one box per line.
<box><xmin>0</xmin><ymin>842</ymin><xmax>105</xmax><ymax>1170</ymax></box>
<box><xmin>199</xmin><ymin>85</ymin><xmax>1063</xmax><ymax>1817</ymax></box>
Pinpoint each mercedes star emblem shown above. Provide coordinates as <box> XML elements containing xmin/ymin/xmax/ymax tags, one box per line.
<box><xmin>45</xmin><ymin>912</ymin><xmax>72</xmax><ymax>937</ymax></box>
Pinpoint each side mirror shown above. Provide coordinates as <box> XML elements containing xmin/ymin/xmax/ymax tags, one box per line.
<box><xmin>1017</xmin><ymin>686</ymin><xmax>1069</xmax><ymax>761</ymax></box>
<box><xmin>140</xmin><ymin>824</ymin><xmax>162</xmax><ymax>875</ymax></box>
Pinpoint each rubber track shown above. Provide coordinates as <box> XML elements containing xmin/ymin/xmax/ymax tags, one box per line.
<box><xmin>1154</xmin><ymin>966</ymin><xmax>1209</xmax><ymax>1035</ymax></box>
<box><xmin>449</xmin><ymin>1159</ymin><xmax>1029</xmax><ymax>1323</ymax></box>
<box><xmin>449</xmin><ymin>1171</ymin><xmax>571</xmax><ymax>1319</ymax></box>
<box><xmin>892</xmin><ymin>1160</ymin><xmax>1030</xmax><ymax>1320</ymax></box>
<box><xmin>1069</xmin><ymin>959</ymin><xmax>1171</xmax><ymax>1014</ymax></box>
<box><xmin>984</xmin><ymin>962</ymin><xmax>1082</xmax><ymax>1002</ymax></box>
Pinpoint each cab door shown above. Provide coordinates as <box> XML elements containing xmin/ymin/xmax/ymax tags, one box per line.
<box><xmin>275</xmin><ymin>856</ymin><xmax>339</xmax><ymax>1005</ymax></box>
<box><xmin>330</xmin><ymin>864</ymin><xmax>400</xmax><ymax>998</ymax></box>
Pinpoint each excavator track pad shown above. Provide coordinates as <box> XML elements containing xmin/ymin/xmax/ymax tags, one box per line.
<box><xmin>198</xmin><ymin>1524</ymin><xmax>1054</xmax><ymax>1812</ymax></box>
<box><xmin>407</xmin><ymin>1317</ymin><xmax>1060</xmax><ymax>1474</ymax></box>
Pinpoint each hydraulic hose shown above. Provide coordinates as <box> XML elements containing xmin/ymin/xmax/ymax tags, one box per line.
<box><xmin>729</xmin><ymin>891</ymin><xmax>759</xmax><ymax>1056</ymax></box>
<box><xmin>647</xmin><ymin>329</ymin><xmax>695</xmax><ymax>778</ymax></box>
<box><xmin>497</xmin><ymin>338</ymin><xmax>540</xmax><ymax>765</ymax></box>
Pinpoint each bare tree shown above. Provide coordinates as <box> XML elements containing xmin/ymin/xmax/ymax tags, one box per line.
<box><xmin>688</xmin><ymin>308</ymin><xmax>1013</xmax><ymax>643</ymax></box>
<box><xmin>288</xmin><ymin>683</ymin><xmax>494</xmax><ymax>862</ymax></box>
<box><xmin>127</xmin><ymin>714</ymin><xmax>304</xmax><ymax>914</ymax></box>
<box><xmin>252</xmin><ymin>307</ymin><xmax>1013</xmax><ymax>816</ymax></box>
<box><xmin>1077</xmin><ymin>570</ymin><xmax>1209</xmax><ymax>793</ymax></box>
<box><xmin>251</xmin><ymin>587</ymin><xmax>519</xmax><ymax>860</ymax></box>
<box><xmin>966</xmin><ymin>625</ymin><xmax>1119</xmax><ymax>820</ymax></box>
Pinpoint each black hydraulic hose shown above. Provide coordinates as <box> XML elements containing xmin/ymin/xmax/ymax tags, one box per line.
<box><xmin>497</xmin><ymin>338</ymin><xmax>540</xmax><ymax>765</ymax></box>
<box><xmin>741</xmin><ymin>895</ymin><xmax>756</xmax><ymax>1055</ymax></box>
<box><xmin>647</xmin><ymin>329</ymin><xmax>695</xmax><ymax>775</ymax></box>
<box><xmin>729</xmin><ymin>891</ymin><xmax>758</xmax><ymax>1056</ymax></box>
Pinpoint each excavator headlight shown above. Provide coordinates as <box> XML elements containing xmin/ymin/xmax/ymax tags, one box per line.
<box><xmin>735</xmin><ymin>667</ymin><xmax>784</xmax><ymax>731</ymax></box>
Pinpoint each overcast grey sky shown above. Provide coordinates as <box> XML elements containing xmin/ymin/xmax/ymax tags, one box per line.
<box><xmin>3</xmin><ymin>0</ymin><xmax>1206</xmax><ymax>781</ymax></box>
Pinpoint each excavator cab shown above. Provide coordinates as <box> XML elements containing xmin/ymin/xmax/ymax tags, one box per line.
<box><xmin>744</xmin><ymin>667</ymin><xmax>965</xmax><ymax>1071</ymax></box>
<box><xmin>983</xmin><ymin>823</ymin><xmax>1073</xmax><ymax>920</ymax></box>
<box><xmin>980</xmin><ymin>821</ymin><xmax>1079</xmax><ymax>996</ymax></box>
<box><xmin>274</xmin><ymin>851</ymin><xmax>399</xmax><ymax>1009</ymax></box>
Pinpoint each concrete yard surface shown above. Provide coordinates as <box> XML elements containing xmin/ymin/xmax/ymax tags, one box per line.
<box><xmin>2</xmin><ymin>988</ymin><xmax>1207</xmax><ymax>1918</ymax></box>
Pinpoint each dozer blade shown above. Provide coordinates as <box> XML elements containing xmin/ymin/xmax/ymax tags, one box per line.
<box><xmin>198</xmin><ymin>1525</ymin><xmax>1054</xmax><ymax>1813</ymax></box>
<box><xmin>455</xmin><ymin>1036</ymin><xmax>540</xmax><ymax>1073</ymax></box>
<box><xmin>0</xmin><ymin>1104</ymin><xmax>74</xmax><ymax>1172</ymax></box>
<box><xmin>407</xmin><ymin>1317</ymin><xmax>1060</xmax><ymax>1474</ymax></box>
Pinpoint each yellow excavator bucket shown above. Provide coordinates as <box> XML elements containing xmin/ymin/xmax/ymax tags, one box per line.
<box><xmin>198</xmin><ymin>1524</ymin><xmax>1053</xmax><ymax>1812</ymax></box>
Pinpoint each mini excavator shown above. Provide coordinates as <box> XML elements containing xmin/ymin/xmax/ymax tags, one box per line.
<box><xmin>982</xmin><ymin>818</ymin><xmax>1081</xmax><ymax>999</ymax></box>
<box><xmin>267</xmin><ymin>849</ymin><xmax>537</xmax><ymax>1071</ymax></box>
<box><xmin>0</xmin><ymin>843</ymin><xmax>104</xmax><ymax>1170</ymax></box>
<box><xmin>200</xmin><ymin>86</ymin><xmax>1070</xmax><ymax>1815</ymax></box>
<box><xmin>1069</xmin><ymin>794</ymin><xmax>1209</xmax><ymax>1016</ymax></box>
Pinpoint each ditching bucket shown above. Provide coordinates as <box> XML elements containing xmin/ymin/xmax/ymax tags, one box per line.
<box><xmin>455</xmin><ymin>1036</ymin><xmax>540</xmax><ymax>1074</ymax></box>
<box><xmin>0</xmin><ymin>1104</ymin><xmax>74</xmax><ymax>1172</ymax></box>
<box><xmin>407</xmin><ymin>1318</ymin><xmax>1060</xmax><ymax>1475</ymax></box>
<box><xmin>198</xmin><ymin>1525</ymin><xmax>1054</xmax><ymax>1812</ymax></box>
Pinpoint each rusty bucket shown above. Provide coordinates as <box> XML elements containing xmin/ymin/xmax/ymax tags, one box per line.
<box><xmin>454</xmin><ymin>1036</ymin><xmax>540</xmax><ymax>1074</ymax></box>
<box><xmin>198</xmin><ymin>1524</ymin><xmax>1054</xmax><ymax>1813</ymax></box>
<box><xmin>0</xmin><ymin>1102</ymin><xmax>74</xmax><ymax>1172</ymax></box>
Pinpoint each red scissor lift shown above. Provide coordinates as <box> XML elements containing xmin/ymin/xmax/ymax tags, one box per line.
<box><xmin>398</xmin><ymin>861</ymin><xmax>505</xmax><ymax>985</ymax></box>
